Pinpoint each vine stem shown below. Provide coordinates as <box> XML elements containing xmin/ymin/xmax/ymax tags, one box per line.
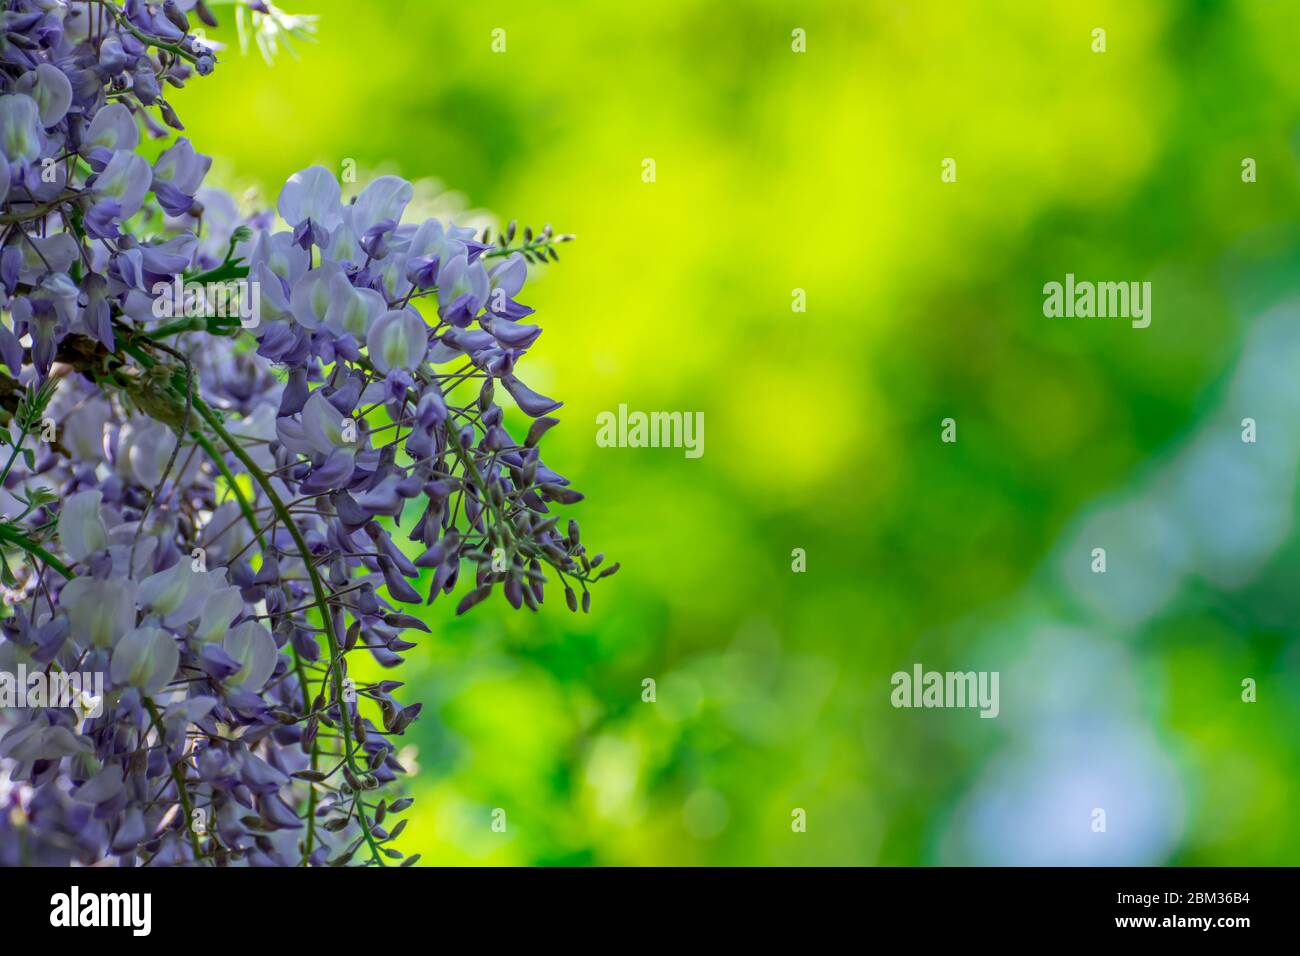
<box><xmin>192</xmin><ymin>401</ymin><xmax>385</xmax><ymax>865</ymax></box>
<box><xmin>189</xmin><ymin>428</ymin><xmax>323</xmax><ymax>862</ymax></box>
<box><xmin>0</xmin><ymin>420</ymin><xmax>29</xmax><ymax>486</ymax></box>
<box><xmin>0</xmin><ymin>523</ymin><xmax>73</xmax><ymax>580</ymax></box>
<box><xmin>114</xmin><ymin>338</ymin><xmax>341</xmax><ymax>864</ymax></box>
<box><xmin>81</xmin><ymin>0</ymin><xmax>202</xmax><ymax>63</ymax></box>
<box><xmin>0</xmin><ymin>191</ymin><xmax>86</xmax><ymax>226</ymax></box>
<box><xmin>144</xmin><ymin>698</ymin><xmax>204</xmax><ymax>861</ymax></box>
<box><xmin>136</xmin><ymin>366</ymin><xmax>383</xmax><ymax>867</ymax></box>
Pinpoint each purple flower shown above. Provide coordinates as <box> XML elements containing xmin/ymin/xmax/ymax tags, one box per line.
<box><xmin>151</xmin><ymin>138</ymin><xmax>211</xmax><ymax>216</ymax></box>
<box><xmin>93</xmin><ymin>150</ymin><xmax>153</xmax><ymax>219</ymax></box>
<box><xmin>15</xmin><ymin>63</ymin><xmax>73</xmax><ymax>127</ymax></box>
<box><xmin>0</xmin><ymin>5</ymin><xmax>609</xmax><ymax>870</ymax></box>
<box><xmin>502</xmin><ymin>373</ymin><xmax>563</xmax><ymax>417</ymax></box>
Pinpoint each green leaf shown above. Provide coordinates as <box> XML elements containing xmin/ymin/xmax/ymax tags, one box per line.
<box><xmin>16</xmin><ymin>380</ymin><xmax>56</xmax><ymax>432</ymax></box>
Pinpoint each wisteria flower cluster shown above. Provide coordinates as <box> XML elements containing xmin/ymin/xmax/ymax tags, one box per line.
<box><xmin>0</xmin><ymin>0</ymin><xmax>612</xmax><ymax>866</ymax></box>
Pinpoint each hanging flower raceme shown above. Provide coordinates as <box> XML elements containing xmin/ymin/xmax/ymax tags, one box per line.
<box><xmin>0</xmin><ymin>0</ymin><xmax>611</xmax><ymax>868</ymax></box>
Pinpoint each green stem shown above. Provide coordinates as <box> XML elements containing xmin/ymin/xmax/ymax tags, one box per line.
<box><xmin>144</xmin><ymin>698</ymin><xmax>204</xmax><ymax>862</ymax></box>
<box><xmin>119</xmin><ymin>338</ymin><xmax>329</xmax><ymax>864</ymax></box>
<box><xmin>0</xmin><ymin>523</ymin><xmax>73</xmax><ymax>579</ymax></box>
<box><xmin>189</xmin><ymin>398</ymin><xmax>384</xmax><ymax>866</ymax></box>
<box><xmin>0</xmin><ymin>191</ymin><xmax>85</xmax><ymax>226</ymax></box>
<box><xmin>82</xmin><ymin>0</ymin><xmax>201</xmax><ymax>63</ymax></box>
<box><xmin>192</xmin><ymin>428</ymin><xmax>323</xmax><ymax>862</ymax></box>
<box><xmin>145</xmin><ymin>317</ymin><xmax>206</xmax><ymax>340</ymax></box>
<box><xmin>0</xmin><ymin>423</ymin><xmax>28</xmax><ymax>486</ymax></box>
<box><xmin>187</xmin><ymin>261</ymin><xmax>250</xmax><ymax>285</ymax></box>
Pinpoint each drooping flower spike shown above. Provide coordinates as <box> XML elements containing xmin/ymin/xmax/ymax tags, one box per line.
<box><xmin>0</xmin><ymin>0</ymin><xmax>610</xmax><ymax>868</ymax></box>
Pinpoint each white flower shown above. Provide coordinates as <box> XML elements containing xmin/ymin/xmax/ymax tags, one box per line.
<box><xmin>58</xmin><ymin>490</ymin><xmax>109</xmax><ymax>562</ymax></box>
<box><xmin>110</xmin><ymin>625</ymin><xmax>180</xmax><ymax>695</ymax></box>
<box><xmin>278</xmin><ymin>164</ymin><xmax>343</xmax><ymax>231</ymax></box>
<box><xmin>367</xmin><ymin>309</ymin><xmax>428</xmax><ymax>373</ymax></box>
<box><xmin>224</xmin><ymin>621</ymin><xmax>278</xmax><ymax>690</ymax></box>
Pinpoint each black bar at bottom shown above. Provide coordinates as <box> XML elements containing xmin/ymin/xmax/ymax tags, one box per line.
<box><xmin>0</xmin><ymin>866</ymin><xmax>1288</xmax><ymax>942</ymax></box>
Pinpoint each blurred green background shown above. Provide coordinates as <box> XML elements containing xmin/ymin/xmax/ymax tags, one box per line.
<box><xmin>179</xmin><ymin>0</ymin><xmax>1300</xmax><ymax>864</ymax></box>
